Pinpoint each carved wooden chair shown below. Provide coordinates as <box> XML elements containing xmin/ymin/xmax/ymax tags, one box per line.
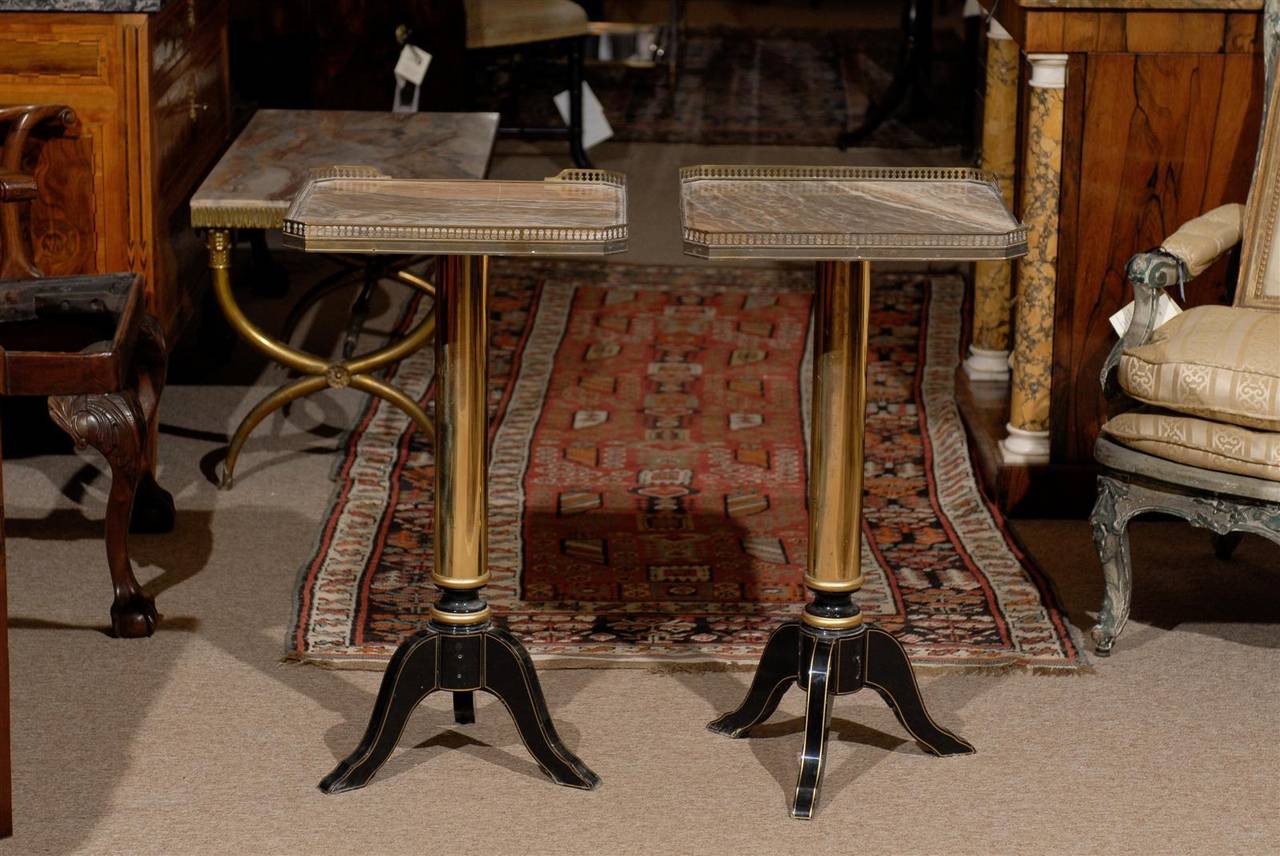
<box><xmin>1</xmin><ymin>104</ymin><xmax>174</xmax><ymax>638</ymax></box>
<box><xmin>1090</xmin><ymin>76</ymin><xmax>1280</xmax><ymax>655</ymax></box>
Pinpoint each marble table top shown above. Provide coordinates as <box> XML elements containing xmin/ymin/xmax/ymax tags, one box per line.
<box><xmin>282</xmin><ymin>170</ymin><xmax>628</xmax><ymax>256</ymax></box>
<box><xmin>680</xmin><ymin>166</ymin><xmax>1028</xmax><ymax>261</ymax></box>
<box><xmin>0</xmin><ymin>1</ymin><xmax>168</xmax><ymax>11</ymax></box>
<box><xmin>190</xmin><ymin>110</ymin><xmax>498</xmax><ymax>230</ymax></box>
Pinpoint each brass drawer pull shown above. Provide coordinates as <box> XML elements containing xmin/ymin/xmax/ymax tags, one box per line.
<box><xmin>187</xmin><ymin>79</ymin><xmax>209</xmax><ymax>122</ymax></box>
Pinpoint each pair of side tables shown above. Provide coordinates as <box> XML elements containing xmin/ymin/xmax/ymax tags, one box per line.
<box><xmin>256</xmin><ymin>164</ymin><xmax>1027</xmax><ymax>819</ymax></box>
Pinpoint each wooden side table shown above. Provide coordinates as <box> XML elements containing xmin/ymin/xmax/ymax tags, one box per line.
<box><xmin>281</xmin><ymin>169</ymin><xmax>627</xmax><ymax>794</ymax></box>
<box><xmin>679</xmin><ymin>164</ymin><xmax>1027</xmax><ymax>819</ymax></box>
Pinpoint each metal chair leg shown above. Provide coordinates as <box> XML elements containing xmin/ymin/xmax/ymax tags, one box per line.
<box><xmin>568</xmin><ymin>36</ymin><xmax>594</xmax><ymax>169</ymax></box>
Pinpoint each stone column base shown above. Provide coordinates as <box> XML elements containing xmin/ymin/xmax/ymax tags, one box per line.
<box><xmin>999</xmin><ymin>423</ymin><xmax>1050</xmax><ymax>465</ymax></box>
<box><xmin>963</xmin><ymin>346</ymin><xmax>1010</xmax><ymax>382</ymax></box>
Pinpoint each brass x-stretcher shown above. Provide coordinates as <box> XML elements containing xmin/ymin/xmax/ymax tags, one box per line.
<box><xmin>206</xmin><ymin>229</ymin><xmax>436</xmax><ymax>489</ymax></box>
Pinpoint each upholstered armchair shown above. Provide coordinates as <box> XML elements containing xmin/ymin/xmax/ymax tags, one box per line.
<box><xmin>1090</xmin><ymin>80</ymin><xmax>1280</xmax><ymax>655</ymax></box>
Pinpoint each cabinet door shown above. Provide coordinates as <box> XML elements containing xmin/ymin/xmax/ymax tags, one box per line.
<box><xmin>0</xmin><ymin>16</ymin><xmax>127</xmax><ymax>277</ymax></box>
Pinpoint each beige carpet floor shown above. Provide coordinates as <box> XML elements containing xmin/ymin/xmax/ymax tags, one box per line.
<box><xmin>2</xmin><ymin>140</ymin><xmax>1278</xmax><ymax>855</ymax></box>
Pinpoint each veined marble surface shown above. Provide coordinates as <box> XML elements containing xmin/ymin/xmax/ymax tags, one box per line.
<box><xmin>281</xmin><ymin>172</ymin><xmax>628</xmax><ymax>257</ymax></box>
<box><xmin>679</xmin><ymin>166</ymin><xmax>1026</xmax><ymax>261</ymax></box>
<box><xmin>0</xmin><ymin>1</ymin><xmax>168</xmax><ymax>11</ymax></box>
<box><xmin>190</xmin><ymin>110</ymin><xmax>499</xmax><ymax>229</ymax></box>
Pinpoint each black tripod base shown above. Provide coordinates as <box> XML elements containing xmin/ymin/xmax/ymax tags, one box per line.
<box><xmin>320</xmin><ymin>622</ymin><xmax>599</xmax><ymax>794</ymax></box>
<box><xmin>709</xmin><ymin>621</ymin><xmax>973</xmax><ymax>819</ymax></box>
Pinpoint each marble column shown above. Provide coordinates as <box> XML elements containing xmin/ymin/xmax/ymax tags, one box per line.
<box><xmin>1001</xmin><ymin>53</ymin><xmax>1066</xmax><ymax>465</ymax></box>
<box><xmin>964</xmin><ymin>17</ymin><xmax>1019</xmax><ymax>382</ymax></box>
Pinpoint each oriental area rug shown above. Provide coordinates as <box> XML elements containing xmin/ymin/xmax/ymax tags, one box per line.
<box><xmin>289</xmin><ymin>261</ymin><xmax>1086</xmax><ymax>672</ymax></box>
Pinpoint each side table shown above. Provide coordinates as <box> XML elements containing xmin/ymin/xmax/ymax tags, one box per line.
<box><xmin>189</xmin><ymin>109</ymin><xmax>498</xmax><ymax>487</ymax></box>
<box><xmin>281</xmin><ymin>169</ymin><xmax>628</xmax><ymax>793</ymax></box>
<box><xmin>680</xmin><ymin>165</ymin><xmax>1028</xmax><ymax>819</ymax></box>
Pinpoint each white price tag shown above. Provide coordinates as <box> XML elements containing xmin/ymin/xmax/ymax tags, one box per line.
<box><xmin>393</xmin><ymin>74</ymin><xmax>421</xmax><ymax>113</ymax></box>
<box><xmin>1109</xmin><ymin>292</ymin><xmax>1182</xmax><ymax>337</ymax></box>
<box><xmin>395</xmin><ymin>44</ymin><xmax>432</xmax><ymax>85</ymax></box>
<box><xmin>553</xmin><ymin>81</ymin><xmax>614</xmax><ymax>150</ymax></box>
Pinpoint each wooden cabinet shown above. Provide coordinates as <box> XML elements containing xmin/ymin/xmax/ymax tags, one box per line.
<box><xmin>961</xmin><ymin>1</ymin><xmax>1264</xmax><ymax>515</ymax></box>
<box><xmin>0</xmin><ymin>0</ymin><xmax>231</xmax><ymax>341</ymax></box>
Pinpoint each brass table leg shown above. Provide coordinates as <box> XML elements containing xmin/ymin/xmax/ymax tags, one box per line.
<box><xmin>709</xmin><ymin>260</ymin><xmax>973</xmax><ymax>819</ymax></box>
<box><xmin>206</xmin><ymin>230</ymin><xmax>437</xmax><ymax>489</ymax></box>
<box><xmin>320</xmin><ymin>255</ymin><xmax>599</xmax><ymax>795</ymax></box>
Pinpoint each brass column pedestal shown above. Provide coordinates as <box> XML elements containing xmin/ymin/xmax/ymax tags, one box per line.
<box><xmin>320</xmin><ymin>256</ymin><xmax>599</xmax><ymax>794</ymax></box>
<box><xmin>707</xmin><ymin>261</ymin><xmax>973</xmax><ymax>819</ymax></box>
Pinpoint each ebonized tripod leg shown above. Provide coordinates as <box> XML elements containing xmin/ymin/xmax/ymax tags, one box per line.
<box><xmin>482</xmin><ymin>629</ymin><xmax>600</xmax><ymax>789</ymax></box>
<box><xmin>320</xmin><ymin>633</ymin><xmax>439</xmax><ymax>794</ymax></box>
<box><xmin>708</xmin><ymin>622</ymin><xmax>801</xmax><ymax>736</ymax></box>
<box><xmin>863</xmin><ymin>626</ymin><xmax>973</xmax><ymax>756</ymax></box>
<box><xmin>792</xmin><ymin>635</ymin><xmax>836</xmax><ymax>819</ymax></box>
<box><xmin>453</xmin><ymin>691</ymin><xmax>476</xmax><ymax>725</ymax></box>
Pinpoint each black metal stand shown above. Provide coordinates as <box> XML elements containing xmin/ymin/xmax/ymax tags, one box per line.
<box><xmin>492</xmin><ymin>36</ymin><xmax>594</xmax><ymax>169</ymax></box>
<box><xmin>320</xmin><ymin>617</ymin><xmax>600</xmax><ymax>794</ymax></box>
<box><xmin>709</xmin><ymin>619</ymin><xmax>973</xmax><ymax>819</ymax></box>
<box><xmin>837</xmin><ymin>0</ymin><xmax>933</xmax><ymax>149</ymax></box>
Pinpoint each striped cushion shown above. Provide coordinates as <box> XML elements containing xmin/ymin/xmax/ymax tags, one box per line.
<box><xmin>1118</xmin><ymin>305</ymin><xmax>1280</xmax><ymax>431</ymax></box>
<box><xmin>1101</xmin><ymin>411</ymin><xmax>1280</xmax><ymax>482</ymax></box>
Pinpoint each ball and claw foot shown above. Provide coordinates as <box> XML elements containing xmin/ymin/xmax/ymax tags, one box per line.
<box><xmin>710</xmin><ymin>621</ymin><xmax>973</xmax><ymax>819</ymax></box>
<box><xmin>320</xmin><ymin>623</ymin><xmax>598</xmax><ymax>795</ymax></box>
<box><xmin>111</xmin><ymin>591</ymin><xmax>158</xmax><ymax>638</ymax></box>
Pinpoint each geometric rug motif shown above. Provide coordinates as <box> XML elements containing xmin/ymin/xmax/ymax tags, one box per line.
<box><xmin>289</xmin><ymin>261</ymin><xmax>1087</xmax><ymax>670</ymax></box>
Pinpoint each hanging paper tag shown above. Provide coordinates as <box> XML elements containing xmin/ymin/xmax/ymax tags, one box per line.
<box><xmin>393</xmin><ymin>74</ymin><xmax>421</xmax><ymax>113</ymax></box>
<box><xmin>395</xmin><ymin>44</ymin><xmax>432</xmax><ymax>85</ymax></box>
<box><xmin>1109</xmin><ymin>292</ymin><xmax>1182</xmax><ymax>337</ymax></box>
<box><xmin>553</xmin><ymin>81</ymin><xmax>614</xmax><ymax>150</ymax></box>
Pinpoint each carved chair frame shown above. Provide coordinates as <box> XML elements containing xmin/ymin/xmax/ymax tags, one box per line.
<box><xmin>1089</xmin><ymin>76</ymin><xmax>1280</xmax><ymax>652</ymax></box>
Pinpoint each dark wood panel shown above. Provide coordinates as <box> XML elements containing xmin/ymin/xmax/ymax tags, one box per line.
<box><xmin>1124</xmin><ymin>11</ymin><xmax>1226</xmax><ymax>52</ymax></box>
<box><xmin>0</xmin><ymin>34</ymin><xmax>103</xmax><ymax>79</ymax></box>
<box><xmin>1001</xmin><ymin>6</ymin><xmax>1259</xmax><ymax>53</ymax></box>
<box><xmin>1050</xmin><ymin>53</ymin><xmax>1263</xmax><ymax>466</ymax></box>
<box><xmin>151</xmin><ymin>32</ymin><xmax>231</xmax><ymax>202</ymax></box>
<box><xmin>29</xmin><ymin>134</ymin><xmax>97</xmax><ymax>276</ymax></box>
<box><xmin>1225</xmin><ymin>12</ymin><xmax>1261</xmax><ymax>52</ymax></box>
